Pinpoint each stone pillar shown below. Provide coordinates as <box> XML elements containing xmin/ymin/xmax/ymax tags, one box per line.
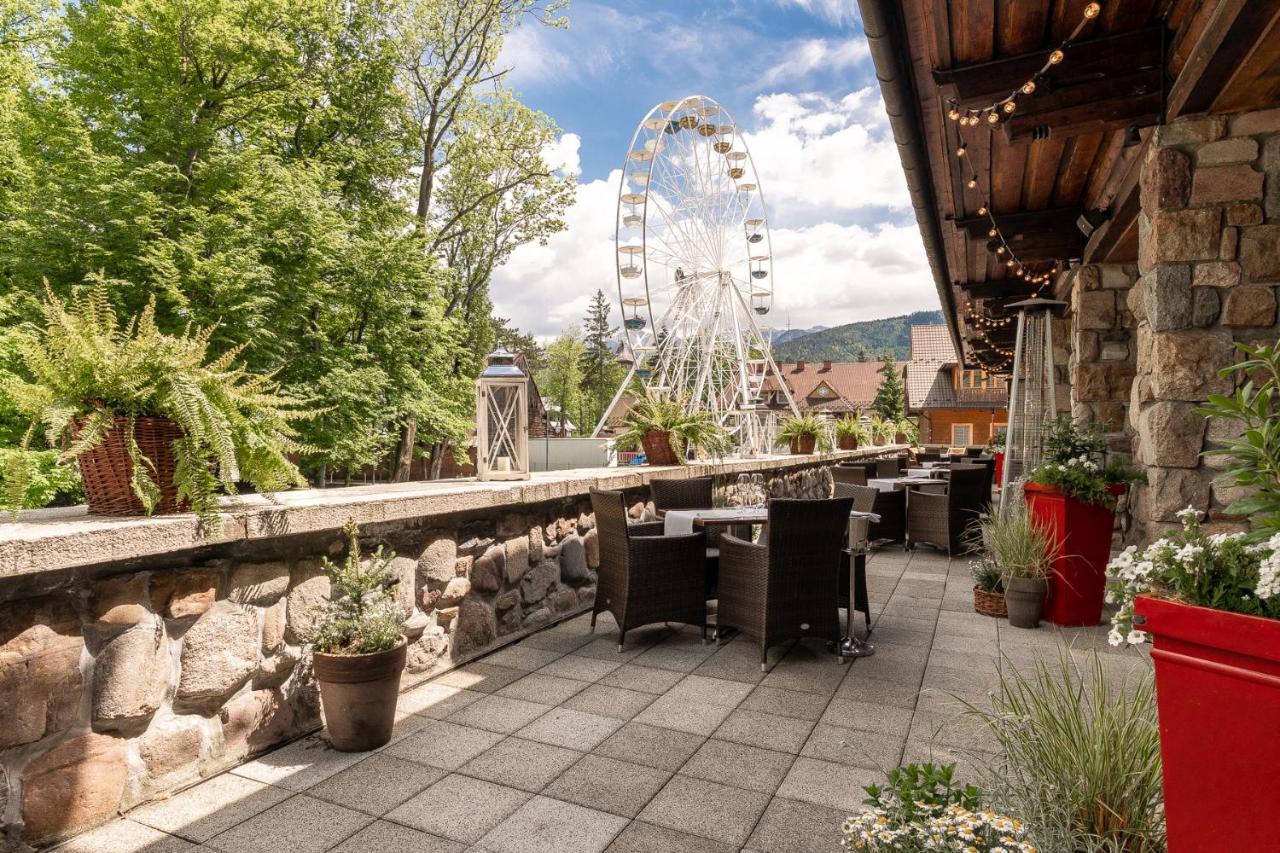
<box><xmin>1129</xmin><ymin>109</ymin><xmax>1280</xmax><ymax>542</ymax></box>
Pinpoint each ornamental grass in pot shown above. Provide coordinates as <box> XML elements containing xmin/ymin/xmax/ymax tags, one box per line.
<box><xmin>309</xmin><ymin>520</ymin><xmax>408</xmax><ymax>752</ymax></box>
<box><xmin>971</xmin><ymin>505</ymin><xmax>1056</xmax><ymax>628</ymax></box>
<box><xmin>615</xmin><ymin>391</ymin><xmax>728</xmax><ymax>465</ymax></box>
<box><xmin>834</xmin><ymin>416</ymin><xmax>867</xmax><ymax>451</ymax></box>
<box><xmin>776</xmin><ymin>413</ymin><xmax>832</xmax><ymax>455</ymax></box>
<box><xmin>2</xmin><ymin>282</ymin><xmax>308</xmax><ymax>531</ymax></box>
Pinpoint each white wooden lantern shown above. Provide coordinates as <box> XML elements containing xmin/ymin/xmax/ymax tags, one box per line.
<box><xmin>476</xmin><ymin>346</ymin><xmax>529</xmax><ymax>481</ymax></box>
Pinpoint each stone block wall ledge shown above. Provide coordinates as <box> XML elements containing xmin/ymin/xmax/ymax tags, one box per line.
<box><xmin>0</xmin><ymin>448</ymin><xmax>895</xmax><ymax>846</ymax></box>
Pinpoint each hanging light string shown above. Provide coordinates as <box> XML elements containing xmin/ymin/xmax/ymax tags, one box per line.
<box><xmin>947</xmin><ymin>1</ymin><xmax>1102</xmax><ymax>371</ymax></box>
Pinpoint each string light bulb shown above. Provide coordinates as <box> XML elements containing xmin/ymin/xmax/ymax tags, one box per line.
<box><xmin>956</xmin><ymin>146</ymin><xmax>966</xmax><ymax>157</ymax></box>
<box><xmin>988</xmin><ymin>228</ymin><xmax>997</xmax><ymax>237</ymax></box>
<box><xmin>967</xmin><ymin>177</ymin><xmax>977</xmax><ymax>188</ymax></box>
<box><xmin>1049</xmin><ymin>49</ymin><xmax>1064</xmax><ymax>64</ymax></box>
<box><xmin>948</xmin><ymin>108</ymin><xmax>961</xmax><ymax>121</ymax></box>
<box><xmin>987</xmin><ymin>111</ymin><xmax>1000</xmax><ymax>124</ymax></box>
<box><xmin>1003</xmin><ymin>100</ymin><xmax>1016</xmax><ymax>114</ymax></box>
<box><xmin>977</xmin><ymin>206</ymin><xmax>987</xmax><ymax>215</ymax></box>
<box><xmin>1021</xmin><ymin>80</ymin><xmax>1036</xmax><ymax>95</ymax></box>
<box><xmin>1084</xmin><ymin>2</ymin><xmax>1101</xmax><ymax>19</ymax></box>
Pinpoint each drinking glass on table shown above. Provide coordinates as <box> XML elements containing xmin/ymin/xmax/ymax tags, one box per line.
<box><xmin>751</xmin><ymin>474</ymin><xmax>766</xmax><ymax>507</ymax></box>
<box><xmin>735</xmin><ymin>473</ymin><xmax>750</xmax><ymax>506</ymax></box>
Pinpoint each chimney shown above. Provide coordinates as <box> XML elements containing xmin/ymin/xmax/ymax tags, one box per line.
<box><xmin>795</xmin><ymin>360</ymin><xmax>805</xmax><ymax>371</ymax></box>
<box><xmin>822</xmin><ymin>359</ymin><xmax>832</xmax><ymax>371</ymax></box>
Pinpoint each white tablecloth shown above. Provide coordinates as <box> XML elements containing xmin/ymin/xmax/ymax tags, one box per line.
<box><xmin>663</xmin><ymin>507</ymin><xmax>764</xmax><ymax>536</ymax></box>
<box><xmin>868</xmin><ymin>477</ymin><xmax>938</xmax><ymax>492</ymax></box>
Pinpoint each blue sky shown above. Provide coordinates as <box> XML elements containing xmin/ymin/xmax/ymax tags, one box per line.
<box><xmin>490</xmin><ymin>0</ymin><xmax>941</xmax><ymax>337</ymax></box>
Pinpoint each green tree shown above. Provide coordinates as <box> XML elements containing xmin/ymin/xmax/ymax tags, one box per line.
<box><xmin>492</xmin><ymin>316</ymin><xmax>546</xmax><ymax>374</ymax></box>
<box><xmin>856</xmin><ymin>345</ymin><xmax>869</xmax><ymax>362</ymax></box>
<box><xmin>538</xmin><ymin>328</ymin><xmax>584</xmax><ymax>436</ymax></box>
<box><xmin>873</xmin><ymin>354</ymin><xmax>906</xmax><ymax>421</ymax></box>
<box><xmin>578</xmin><ymin>289</ymin><xmax>622</xmax><ymax>432</ymax></box>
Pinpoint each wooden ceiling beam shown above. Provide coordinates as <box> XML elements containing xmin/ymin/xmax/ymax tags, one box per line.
<box><xmin>959</xmin><ymin>279</ymin><xmax>1040</xmax><ymax>299</ymax></box>
<box><xmin>1004</xmin><ymin>89</ymin><xmax>1163</xmax><ymax>143</ymax></box>
<box><xmin>1167</xmin><ymin>0</ymin><xmax>1275</xmax><ymax>117</ymax></box>
<box><xmin>955</xmin><ymin>206</ymin><xmax>1082</xmax><ymax>238</ymax></box>
<box><xmin>932</xmin><ymin>25</ymin><xmax>1164</xmax><ymax>103</ymax></box>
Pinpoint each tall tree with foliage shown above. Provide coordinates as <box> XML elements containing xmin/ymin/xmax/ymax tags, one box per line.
<box><xmin>578</xmin><ymin>289</ymin><xmax>622</xmax><ymax>432</ymax></box>
<box><xmin>492</xmin><ymin>316</ymin><xmax>546</xmax><ymax>373</ymax></box>
<box><xmin>873</xmin><ymin>355</ymin><xmax>907</xmax><ymax>421</ymax></box>
<box><xmin>538</xmin><ymin>328</ymin><xmax>584</xmax><ymax>436</ymax></box>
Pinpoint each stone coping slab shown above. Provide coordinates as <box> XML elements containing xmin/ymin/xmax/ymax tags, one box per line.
<box><xmin>0</xmin><ymin>447</ymin><xmax>901</xmax><ymax>578</ymax></box>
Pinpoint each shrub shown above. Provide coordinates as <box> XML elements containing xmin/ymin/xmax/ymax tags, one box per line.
<box><xmin>308</xmin><ymin>520</ymin><xmax>405</xmax><ymax>655</ymax></box>
<box><xmin>964</xmin><ymin>653</ymin><xmax>1165</xmax><ymax>853</ymax></box>
<box><xmin>1027</xmin><ymin>416</ymin><xmax>1143</xmax><ymax>507</ymax></box>
<box><xmin>614</xmin><ymin>391</ymin><xmax>729</xmax><ymax>459</ymax></box>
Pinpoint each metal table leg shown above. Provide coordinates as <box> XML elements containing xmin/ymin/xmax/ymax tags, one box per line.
<box><xmin>837</xmin><ymin>551</ymin><xmax>875</xmax><ymax>659</ymax></box>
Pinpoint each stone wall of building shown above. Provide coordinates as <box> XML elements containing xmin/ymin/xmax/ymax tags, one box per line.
<box><xmin>1128</xmin><ymin>108</ymin><xmax>1280</xmax><ymax>541</ymax></box>
<box><xmin>0</xmin><ymin>455</ymin><xmax>848</xmax><ymax>846</ymax></box>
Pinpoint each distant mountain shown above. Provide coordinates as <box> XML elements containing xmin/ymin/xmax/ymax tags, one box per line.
<box><xmin>772</xmin><ymin>310</ymin><xmax>945</xmax><ymax>362</ymax></box>
<box><xmin>762</xmin><ymin>326</ymin><xmax>827</xmax><ymax>346</ymax></box>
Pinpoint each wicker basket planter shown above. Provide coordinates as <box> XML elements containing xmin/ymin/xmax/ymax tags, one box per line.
<box><xmin>641</xmin><ymin>429</ymin><xmax>680</xmax><ymax>465</ymax></box>
<box><xmin>972</xmin><ymin>585</ymin><xmax>1007</xmax><ymax>618</ymax></box>
<box><xmin>76</xmin><ymin>415</ymin><xmax>187</xmax><ymax>516</ymax></box>
<box><xmin>789</xmin><ymin>434</ymin><xmax>816</xmax><ymax>454</ymax></box>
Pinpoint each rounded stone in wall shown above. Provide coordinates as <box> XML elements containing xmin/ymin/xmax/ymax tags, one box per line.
<box><xmin>559</xmin><ymin>534</ymin><xmax>589</xmax><ymax>582</ymax></box>
<box><xmin>284</xmin><ymin>563</ymin><xmax>331</xmax><ymax>645</ymax></box>
<box><xmin>20</xmin><ymin>732</ymin><xmax>128</xmax><ymax>840</ymax></box>
<box><xmin>92</xmin><ymin>613</ymin><xmax>168</xmax><ymax>731</ymax></box>
<box><xmin>228</xmin><ymin>562</ymin><xmax>290</xmax><ymax>607</ymax></box>
<box><xmin>177</xmin><ymin>601</ymin><xmax>259</xmax><ymax>710</ymax></box>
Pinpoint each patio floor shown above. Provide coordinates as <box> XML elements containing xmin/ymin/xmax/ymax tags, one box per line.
<box><xmin>58</xmin><ymin>546</ymin><xmax>1150</xmax><ymax>853</ymax></box>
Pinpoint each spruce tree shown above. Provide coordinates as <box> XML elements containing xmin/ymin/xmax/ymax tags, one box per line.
<box><xmin>873</xmin><ymin>355</ymin><xmax>906</xmax><ymax>421</ymax></box>
<box><xmin>578</xmin><ymin>290</ymin><xmax>622</xmax><ymax>429</ymax></box>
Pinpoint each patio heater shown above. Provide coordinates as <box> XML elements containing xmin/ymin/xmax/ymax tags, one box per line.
<box><xmin>475</xmin><ymin>346</ymin><xmax>529</xmax><ymax>481</ymax></box>
<box><xmin>997</xmin><ymin>297</ymin><xmax>1067</xmax><ymax>513</ymax></box>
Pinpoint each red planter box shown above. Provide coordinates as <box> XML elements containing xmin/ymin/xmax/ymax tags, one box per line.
<box><xmin>1023</xmin><ymin>482</ymin><xmax>1120</xmax><ymax>626</ymax></box>
<box><xmin>1136</xmin><ymin>596</ymin><xmax>1280</xmax><ymax>852</ymax></box>
<box><xmin>993</xmin><ymin>451</ymin><xmax>1004</xmax><ymax>486</ymax></box>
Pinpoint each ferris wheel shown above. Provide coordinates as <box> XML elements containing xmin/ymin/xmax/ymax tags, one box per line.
<box><xmin>593</xmin><ymin>95</ymin><xmax>799</xmax><ymax>449</ymax></box>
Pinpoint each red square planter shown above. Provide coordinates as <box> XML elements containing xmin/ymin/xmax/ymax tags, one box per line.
<box><xmin>993</xmin><ymin>451</ymin><xmax>1004</xmax><ymax>487</ymax></box>
<box><xmin>1023</xmin><ymin>482</ymin><xmax>1120</xmax><ymax>626</ymax></box>
<box><xmin>1136</xmin><ymin>595</ymin><xmax>1280</xmax><ymax>852</ymax></box>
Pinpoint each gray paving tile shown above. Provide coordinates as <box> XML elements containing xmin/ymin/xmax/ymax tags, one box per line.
<box><xmin>329</xmin><ymin>820</ymin><xmax>465</xmax><ymax>853</ymax></box>
<box><xmin>543</xmin><ymin>754</ymin><xmax>671</xmax><ymax>818</ymax></box>
<box><xmin>632</xmin><ymin>690</ymin><xmax>736</xmax><ymax>736</ymax></box>
<box><xmin>520</xmin><ymin>630</ymin><xmax>597</xmax><ymax>654</ymax></box>
<box><xmin>445</xmin><ymin>694</ymin><xmax>554</xmax><ymax>734</ymax></box>
<box><xmin>516</xmin><ymin>707</ymin><xmax>623</xmax><ymax>751</ymax></box>
<box><xmin>435</xmin><ymin>662</ymin><xmax>528</xmax><ymax>694</ymax></box>
<box><xmin>306</xmin><ymin>753</ymin><xmax>446</xmax><ymax>816</ymax></box>
<box><xmin>819</xmin><ymin>698</ymin><xmax>914</xmax><ymax>738</ymax></box>
<box><xmin>496</xmin><ymin>672</ymin><xmax>590</xmax><ymax>705</ymax></box>
<box><xmin>835</xmin><ymin>674</ymin><xmax>921</xmax><ymax>708</ymax></box>
<box><xmin>800</xmin><ymin>722</ymin><xmax>903</xmax><ymax>771</ymax></box>
<box><xmin>714</xmin><ymin>708</ymin><xmax>815</xmax><ymax>754</ymax></box>
<box><xmin>679</xmin><ymin>738</ymin><xmax>795</xmax><ymax>794</ymax></box>
<box><xmin>561</xmin><ymin>683</ymin><xmax>656</xmax><ymax>720</ymax></box>
<box><xmin>230</xmin><ymin>734</ymin><xmax>364</xmax><ymax>791</ymax></box>
<box><xmin>478</xmin><ymin>795</ymin><xmax>629</xmax><ymax>853</ymax></box>
<box><xmin>206</xmin><ymin>794</ymin><xmax>371</xmax><ymax>853</ymax></box>
<box><xmin>385</xmin><ymin>774</ymin><xmax>530</xmax><ymax>844</ymax></box>
<box><xmin>628</xmin><ymin>645</ymin><xmax>711</xmax><ymax>673</ymax></box>
<box><xmin>399</xmin><ymin>684</ymin><xmax>485</xmax><ymax>719</ymax></box>
<box><xmin>598</xmin><ymin>663</ymin><xmax>686</xmax><ymax>694</ymax></box>
<box><xmin>740</xmin><ymin>684</ymin><xmax>831</xmax><ymax>721</ymax></box>
<box><xmin>57</xmin><ymin>819</ymin><xmax>198</xmax><ymax>853</ymax></box>
<box><xmin>540</xmin><ymin>654</ymin><xmax>626</xmax><ymax>682</ymax></box>
<box><xmin>758</xmin><ymin>652</ymin><xmax>846</xmax><ymax>696</ymax></box>
<box><xmin>664</xmin><ymin>674</ymin><xmax>754</xmax><ymax>708</ymax></box>
<box><xmin>605</xmin><ymin>820</ymin><xmax>736</xmax><ymax>853</ymax></box>
<box><xmin>593</xmin><ymin>721</ymin><xmax>705</xmax><ymax>772</ymax></box>
<box><xmin>482</xmin><ymin>643</ymin><xmax>565</xmax><ymax>672</ymax></box>
<box><xmin>745</xmin><ymin>796</ymin><xmax>851</xmax><ymax>853</ymax></box>
<box><xmin>571</xmin><ymin>635</ymin><xmax>653</xmax><ymax>661</ymax></box>
<box><xmin>459</xmin><ymin>736</ymin><xmax>583</xmax><ymax>793</ymax></box>
<box><xmin>776</xmin><ymin>756</ymin><xmax>881</xmax><ymax>812</ymax></box>
<box><xmin>130</xmin><ymin>774</ymin><xmax>292</xmax><ymax>843</ymax></box>
<box><xmin>638</xmin><ymin>775</ymin><xmax>770</xmax><ymax>847</ymax></box>
<box><xmin>384</xmin><ymin>720</ymin><xmax>505</xmax><ymax>770</ymax></box>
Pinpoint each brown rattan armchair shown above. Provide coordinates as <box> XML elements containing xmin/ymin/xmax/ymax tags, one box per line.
<box><xmin>650</xmin><ymin>476</ymin><xmax>713</xmax><ymax>513</ymax></box>
<box><xmin>905</xmin><ymin>465</ymin><xmax>987</xmax><ymax>556</ymax></box>
<box><xmin>832</xmin><ymin>465</ymin><xmax>867</xmax><ymax>486</ymax></box>
<box><xmin>717</xmin><ymin>497</ymin><xmax>854</xmax><ymax>670</ymax></box>
<box><xmin>589</xmin><ymin>488</ymin><xmax>708</xmax><ymax>649</ymax></box>
<box><xmin>836</xmin><ymin>481</ymin><xmax>906</xmax><ymax>545</ymax></box>
<box><xmin>874</xmin><ymin>457</ymin><xmax>900</xmax><ymax>478</ymax></box>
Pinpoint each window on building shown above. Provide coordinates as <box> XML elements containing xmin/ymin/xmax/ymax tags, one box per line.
<box><xmin>952</xmin><ymin>423</ymin><xmax>973</xmax><ymax>446</ymax></box>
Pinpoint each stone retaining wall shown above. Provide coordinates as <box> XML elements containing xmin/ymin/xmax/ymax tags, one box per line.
<box><xmin>0</xmin><ymin>452</ymin><xmax>873</xmax><ymax>846</ymax></box>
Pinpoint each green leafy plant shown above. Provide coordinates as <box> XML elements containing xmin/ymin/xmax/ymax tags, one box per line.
<box><xmin>2</xmin><ymin>281</ymin><xmax>309</xmax><ymax>527</ymax></box>
<box><xmin>309</xmin><ymin>520</ymin><xmax>405</xmax><ymax>655</ymax></box>
<box><xmin>989</xmin><ymin>426</ymin><xmax>1007</xmax><ymax>452</ymax></box>
<box><xmin>966</xmin><ymin>504</ymin><xmax>1056</xmax><ymax>580</ymax></box>
<box><xmin>964</xmin><ymin>653</ymin><xmax>1165</xmax><ymax>853</ymax></box>
<box><xmin>0</xmin><ymin>448</ymin><xmax>83</xmax><ymax>510</ymax></box>
<box><xmin>614</xmin><ymin>391</ymin><xmax>729</xmax><ymax>460</ymax></box>
<box><xmin>834</xmin><ymin>416</ymin><xmax>869</xmax><ymax>443</ymax></box>
<box><xmin>1197</xmin><ymin>337</ymin><xmax>1280</xmax><ymax>542</ymax></box>
<box><xmin>867</xmin><ymin>412</ymin><xmax>895</xmax><ymax>444</ymax></box>
<box><xmin>775</xmin><ymin>413</ymin><xmax>833</xmax><ymax>452</ymax></box>
<box><xmin>895</xmin><ymin>416</ymin><xmax>919</xmax><ymax>446</ymax></box>
<box><xmin>1027</xmin><ymin>416</ymin><xmax>1142</xmax><ymax>507</ymax></box>
<box><xmin>969</xmin><ymin>557</ymin><xmax>1004</xmax><ymax>593</ymax></box>
<box><xmin>1107</xmin><ymin>507</ymin><xmax>1280</xmax><ymax>645</ymax></box>
<box><xmin>843</xmin><ymin>763</ymin><xmax>1034</xmax><ymax>852</ymax></box>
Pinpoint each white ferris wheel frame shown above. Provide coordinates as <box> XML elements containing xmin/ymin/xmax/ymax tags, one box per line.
<box><xmin>592</xmin><ymin>94</ymin><xmax>800</xmax><ymax>443</ymax></box>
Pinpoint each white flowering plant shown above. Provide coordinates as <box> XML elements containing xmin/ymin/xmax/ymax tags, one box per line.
<box><xmin>842</xmin><ymin>763</ymin><xmax>1036</xmax><ymax>853</ymax></box>
<box><xmin>1026</xmin><ymin>417</ymin><xmax>1142</xmax><ymax>507</ymax></box>
<box><xmin>1107</xmin><ymin>506</ymin><xmax>1280</xmax><ymax>646</ymax></box>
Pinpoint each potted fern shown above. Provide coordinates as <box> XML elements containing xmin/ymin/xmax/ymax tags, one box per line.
<box><xmin>3</xmin><ymin>283</ymin><xmax>307</xmax><ymax>529</ymax></box>
<box><xmin>309</xmin><ymin>520</ymin><xmax>407</xmax><ymax>751</ymax></box>
<box><xmin>834</xmin><ymin>416</ymin><xmax>867</xmax><ymax>451</ymax></box>
<box><xmin>615</xmin><ymin>391</ymin><xmax>728</xmax><ymax>465</ymax></box>
<box><xmin>868</xmin><ymin>413</ymin><xmax>895</xmax><ymax>446</ymax></box>
<box><xmin>776</xmin><ymin>414</ymin><xmax>832</xmax><ymax>455</ymax></box>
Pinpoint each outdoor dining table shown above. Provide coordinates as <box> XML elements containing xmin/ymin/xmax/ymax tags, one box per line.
<box><xmin>662</xmin><ymin>506</ymin><xmax>768</xmax><ymax>535</ymax></box>
<box><xmin>905</xmin><ymin>467</ymin><xmax>948</xmax><ymax>479</ymax></box>
<box><xmin>867</xmin><ymin>476</ymin><xmax>939</xmax><ymax>492</ymax></box>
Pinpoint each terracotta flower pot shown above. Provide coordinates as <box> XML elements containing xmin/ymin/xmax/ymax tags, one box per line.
<box><xmin>1136</xmin><ymin>596</ymin><xmax>1280</xmax><ymax>851</ymax></box>
<box><xmin>1003</xmin><ymin>576</ymin><xmax>1045</xmax><ymax>629</ymax></box>
<box><xmin>789</xmin><ymin>434</ymin><xmax>816</xmax><ymax>454</ymax></box>
<box><xmin>640</xmin><ymin>429</ymin><xmax>680</xmax><ymax>465</ymax></box>
<box><xmin>313</xmin><ymin>639</ymin><xmax>407</xmax><ymax>752</ymax></box>
<box><xmin>972</xmin><ymin>585</ymin><xmax>1007</xmax><ymax>618</ymax></box>
<box><xmin>1024</xmin><ymin>481</ymin><xmax>1123</xmax><ymax>626</ymax></box>
<box><xmin>837</xmin><ymin>434</ymin><xmax>858</xmax><ymax>451</ymax></box>
<box><xmin>75</xmin><ymin>415</ymin><xmax>188</xmax><ymax>516</ymax></box>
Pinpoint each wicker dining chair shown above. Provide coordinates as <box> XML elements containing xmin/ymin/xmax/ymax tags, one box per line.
<box><xmin>650</xmin><ymin>477</ymin><xmax>713</xmax><ymax>513</ymax></box>
<box><xmin>832</xmin><ymin>465</ymin><xmax>867</xmax><ymax>486</ymax></box>
<box><xmin>718</xmin><ymin>496</ymin><xmax>854</xmax><ymax>670</ymax></box>
<box><xmin>905</xmin><ymin>465</ymin><xmax>987</xmax><ymax>556</ymax></box>
<box><xmin>874</xmin><ymin>457</ymin><xmax>900</xmax><ymax>478</ymax></box>
<box><xmin>835</xmin><ymin>482</ymin><xmax>906</xmax><ymax>545</ymax></box>
<box><xmin>589</xmin><ymin>488</ymin><xmax>708</xmax><ymax>649</ymax></box>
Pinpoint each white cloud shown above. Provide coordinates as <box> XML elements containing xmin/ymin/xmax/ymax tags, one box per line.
<box><xmin>491</xmin><ymin>91</ymin><xmax>936</xmax><ymax>337</ymax></box>
<box><xmin>771</xmin><ymin>0</ymin><xmax>861</xmax><ymax>28</ymax></box>
<box><xmin>758</xmin><ymin>38</ymin><xmax>869</xmax><ymax>87</ymax></box>
<box><xmin>542</xmin><ymin>132</ymin><xmax>582</xmax><ymax>175</ymax></box>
